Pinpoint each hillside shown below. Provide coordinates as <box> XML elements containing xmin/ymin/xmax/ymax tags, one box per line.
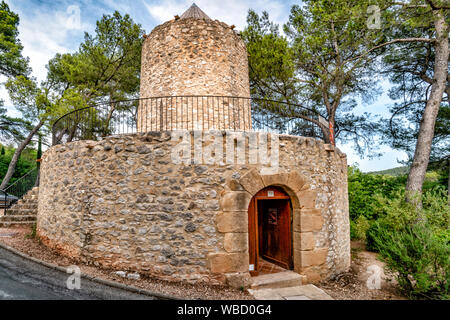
<box><xmin>369</xmin><ymin>166</ymin><xmax>409</xmax><ymax>176</ymax></box>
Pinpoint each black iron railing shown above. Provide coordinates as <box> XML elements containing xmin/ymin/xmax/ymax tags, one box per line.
<box><xmin>52</xmin><ymin>96</ymin><xmax>329</xmax><ymax>145</ymax></box>
<box><xmin>0</xmin><ymin>167</ymin><xmax>38</xmax><ymax>209</ymax></box>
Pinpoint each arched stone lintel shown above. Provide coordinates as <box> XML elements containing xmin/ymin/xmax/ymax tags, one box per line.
<box><xmin>211</xmin><ymin>168</ymin><xmax>328</xmax><ymax>283</ymax></box>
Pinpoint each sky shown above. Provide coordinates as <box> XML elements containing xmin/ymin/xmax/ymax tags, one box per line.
<box><xmin>1</xmin><ymin>0</ymin><xmax>409</xmax><ymax>172</ymax></box>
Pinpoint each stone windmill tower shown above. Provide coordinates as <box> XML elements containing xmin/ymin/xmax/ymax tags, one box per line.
<box><xmin>138</xmin><ymin>3</ymin><xmax>251</xmax><ymax>131</ymax></box>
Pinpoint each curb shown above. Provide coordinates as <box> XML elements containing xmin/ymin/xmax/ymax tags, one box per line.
<box><xmin>0</xmin><ymin>241</ymin><xmax>181</xmax><ymax>300</ymax></box>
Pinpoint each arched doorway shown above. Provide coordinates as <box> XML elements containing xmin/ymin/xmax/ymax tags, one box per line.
<box><xmin>248</xmin><ymin>186</ymin><xmax>293</xmax><ymax>276</ymax></box>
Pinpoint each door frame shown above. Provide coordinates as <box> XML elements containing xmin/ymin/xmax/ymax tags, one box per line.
<box><xmin>248</xmin><ymin>186</ymin><xmax>293</xmax><ymax>276</ymax></box>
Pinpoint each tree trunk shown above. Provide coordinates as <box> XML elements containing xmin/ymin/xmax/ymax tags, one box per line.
<box><xmin>0</xmin><ymin>119</ymin><xmax>45</xmax><ymax>190</ymax></box>
<box><xmin>405</xmin><ymin>9</ymin><xmax>449</xmax><ymax>204</ymax></box>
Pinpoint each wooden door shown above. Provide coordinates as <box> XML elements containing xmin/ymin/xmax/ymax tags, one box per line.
<box><xmin>259</xmin><ymin>199</ymin><xmax>292</xmax><ymax>269</ymax></box>
<box><xmin>248</xmin><ymin>186</ymin><xmax>292</xmax><ymax>275</ymax></box>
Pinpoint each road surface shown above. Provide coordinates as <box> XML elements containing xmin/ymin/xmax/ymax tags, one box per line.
<box><xmin>0</xmin><ymin>246</ymin><xmax>158</xmax><ymax>300</ymax></box>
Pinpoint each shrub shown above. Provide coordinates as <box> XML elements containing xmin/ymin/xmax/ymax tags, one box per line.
<box><xmin>366</xmin><ymin>188</ymin><xmax>449</xmax><ymax>249</ymax></box>
<box><xmin>371</xmin><ymin>221</ymin><xmax>449</xmax><ymax>299</ymax></box>
<box><xmin>347</xmin><ymin>167</ymin><xmax>406</xmax><ymax>222</ymax></box>
<box><xmin>366</xmin><ymin>188</ymin><xmax>449</xmax><ymax>299</ymax></box>
<box><xmin>351</xmin><ymin>215</ymin><xmax>370</xmax><ymax>240</ymax></box>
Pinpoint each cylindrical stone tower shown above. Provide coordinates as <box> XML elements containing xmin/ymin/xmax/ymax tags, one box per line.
<box><xmin>138</xmin><ymin>3</ymin><xmax>251</xmax><ymax>131</ymax></box>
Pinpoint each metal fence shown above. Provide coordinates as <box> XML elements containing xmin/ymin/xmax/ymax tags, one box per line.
<box><xmin>52</xmin><ymin>96</ymin><xmax>328</xmax><ymax>145</ymax></box>
<box><xmin>0</xmin><ymin>167</ymin><xmax>38</xmax><ymax>209</ymax></box>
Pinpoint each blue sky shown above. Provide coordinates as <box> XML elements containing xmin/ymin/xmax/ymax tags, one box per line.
<box><xmin>1</xmin><ymin>0</ymin><xmax>409</xmax><ymax>171</ymax></box>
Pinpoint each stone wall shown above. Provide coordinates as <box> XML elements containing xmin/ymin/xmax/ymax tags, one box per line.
<box><xmin>37</xmin><ymin>131</ymin><xmax>350</xmax><ymax>286</ymax></box>
<box><xmin>138</xmin><ymin>18</ymin><xmax>251</xmax><ymax>131</ymax></box>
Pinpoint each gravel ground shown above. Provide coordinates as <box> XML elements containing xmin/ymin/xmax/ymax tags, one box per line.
<box><xmin>316</xmin><ymin>241</ymin><xmax>405</xmax><ymax>300</ymax></box>
<box><xmin>0</xmin><ymin>226</ymin><xmax>253</xmax><ymax>300</ymax></box>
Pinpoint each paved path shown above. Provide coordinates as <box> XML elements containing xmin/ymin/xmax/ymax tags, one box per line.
<box><xmin>0</xmin><ymin>246</ymin><xmax>157</xmax><ymax>300</ymax></box>
<box><xmin>248</xmin><ymin>284</ymin><xmax>333</xmax><ymax>300</ymax></box>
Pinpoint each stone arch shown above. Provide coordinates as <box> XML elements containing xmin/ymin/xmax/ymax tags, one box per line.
<box><xmin>210</xmin><ymin>168</ymin><xmax>328</xmax><ymax>286</ymax></box>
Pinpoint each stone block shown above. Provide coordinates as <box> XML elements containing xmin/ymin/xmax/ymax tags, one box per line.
<box><xmin>301</xmin><ymin>268</ymin><xmax>322</xmax><ymax>284</ymax></box>
<box><xmin>297</xmin><ymin>190</ymin><xmax>317</xmax><ymax>209</ymax></box>
<box><xmin>220</xmin><ymin>191</ymin><xmax>251</xmax><ymax>212</ymax></box>
<box><xmin>261</xmin><ymin>173</ymin><xmax>289</xmax><ymax>188</ymax></box>
<box><xmin>208</xmin><ymin>252</ymin><xmax>248</xmax><ymax>273</ymax></box>
<box><xmin>238</xmin><ymin>169</ymin><xmax>265</xmax><ymax>195</ymax></box>
<box><xmin>224</xmin><ymin>233</ymin><xmax>248</xmax><ymax>253</ymax></box>
<box><xmin>300</xmin><ymin>214</ymin><xmax>324</xmax><ymax>232</ymax></box>
<box><xmin>299</xmin><ymin>248</ymin><xmax>328</xmax><ymax>267</ymax></box>
<box><xmin>225</xmin><ymin>272</ymin><xmax>252</xmax><ymax>289</ymax></box>
<box><xmin>293</xmin><ymin>232</ymin><xmax>315</xmax><ymax>251</ymax></box>
<box><xmin>216</xmin><ymin>211</ymin><xmax>248</xmax><ymax>233</ymax></box>
<box><xmin>287</xmin><ymin>171</ymin><xmax>307</xmax><ymax>193</ymax></box>
<box><xmin>228</xmin><ymin>179</ymin><xmax>244</xmax><ymax>191</ymax></box>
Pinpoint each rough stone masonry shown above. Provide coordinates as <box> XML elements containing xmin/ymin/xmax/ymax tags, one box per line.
<box><xmin>36</xmin><ymin>4</ymin><xmax>350</xmax><ymax>288</ymax></box>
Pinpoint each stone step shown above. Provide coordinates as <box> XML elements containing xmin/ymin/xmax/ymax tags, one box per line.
<box><xmin>0</xmin><ymin>215</ymin><xmax>37</xmax><ymax>222</ymax></box>
<box><xmin>250</xmin><ymin>271</ymin><xmax>305</xmax><ymax>290</ymax></box>
<box><xmin>9</xmin><ymin>203</ymin><xmax>38</xmax><ymax>210</ymax></box>
<box><xmin>4</xmin><ymin>209</ymin><xmax>37</xmax><ymax>216</ymax></box>
<box><xmin>248</xmin><ymin>284</ymin><xmax>334</xmax><ymax>300</ymax></box>
<box><xmin>0</xmin><ymin>221</ymin><xmax>35</xmax><ymax>228</ymax></box>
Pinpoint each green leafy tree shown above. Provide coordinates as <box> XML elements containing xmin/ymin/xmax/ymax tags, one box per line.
<box><xmin>0</xmin><ymin>145</ymin><xmax>37</xmax><ymax>185</ymax></box>
<box><xmin>0</xmin><ymin>1</ymin><xmax>31</xmax><ymax>152</ymax></box>
<box><xmin>244</xmin><ymin>1</ymin><xmax>448</xmax><ymax>201</ymax></box>
<box><xmin>1</xmin><ymin>11</ymin><xmax>144</xmax><ymax>188</ymax></box>
<box><xmin>242</xmin><ymin>1</ymin><xmax>384</xmax><ymax>154</ymax></box>
<box><xmin>48</xmin><ymin>11</ymin><xmax>144</xmax><ymax>143</ymax></box>
<box><xmin>0</xmin><ymin>0</ymin><xmax>29</xmax><ymax>77</ymax></box>
<box><xmin>0</xmin><ymin>76</ymin><xmax>55</xmax><ymax>189</ymax></box>
<box><xmin>374</xmin><ymin>0</ymin><xmax>449</xmax><ymax>202</ymax></box>
<box><xmin>0</xmin><ymin>105</ymin><xmax>31</xmax><ymax>143</ymax></box>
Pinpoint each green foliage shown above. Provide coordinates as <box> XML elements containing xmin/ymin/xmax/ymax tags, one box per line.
<box><xmin>375</xmin><ymin>0</ymin><xmax>449</xmax><ymax>165</ymax></box>
<box><xmin>5</xmin><ymin>75</ymin><xmax>52</xmax><ymax>121</ymax></box>
<box><xmin>26</xmin><ymin>222</ymin><xmax>37</xmax><ymax>239</ymax></box>
<box><xmin>349</xmin><ymin>166</ymin><xmax>447</xmax><ymax>225</ymax></box>
<box><xmin>0</xmin><ymin>144</ymin><xmax>36</xmax><ymax>185</ymax></box>
<box><xmin>370</xmin><ymin>221</ymin><xmax>449</xmax><ymax>299</ymax></box>
<box><xmin>348</xmin><ymin>166</ymin><xmax>406</xmax><ymax>222</ymax></box>
<box><xmin>0</xmin><ymin>105</ymin><xmax>32</xmax><ymax>144</ymax></box>
<box><xmin>363</xmin><ymin>186</ymin><xmax>449</xmax><ymax>299</ymax></box>
<box><xmin>0</xmin><ymin>1</ymin><xmax>29</xmax><ymax>77</ymax></box>
<box><xmin>242</xmin><ymin>0</ymin><xmax>384</xmax><ymax>152</ymax></box>
<box><xmin>47</xmin><ymin>11</ymin><xmax>144</xmax><ymax>103</ymax></box>
<box><xmin>350</xmin><ymin>215</ymin><xmax>371</xmax><ymax>240</ymax></box>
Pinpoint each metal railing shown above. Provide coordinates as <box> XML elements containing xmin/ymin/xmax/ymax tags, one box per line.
<box><xmin>0</xmin><ymin>167</ymin><xmax>38</xmax><ymax>209</ymax></box>
<box><xmin>52</xmin><ymin>96</ymin><xmax>329</xmax><ymax>145</ymax></box>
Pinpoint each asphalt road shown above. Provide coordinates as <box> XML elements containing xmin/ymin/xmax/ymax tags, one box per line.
<box><xmin>0</xmin><ymin>246</ymin><xmax>158</xmax><ymax>300</ymax></box>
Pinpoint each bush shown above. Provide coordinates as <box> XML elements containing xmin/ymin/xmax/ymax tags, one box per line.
<box><xmin>366</xmin><ymin>188</ymin><xmax>449</xmax><ymax>299</ymax></box>
<box><xmin>366</xmin><ymin>188</ymin><xmax>449</xmax><ymax>249</ymax></box>
<box><xmin>371</xmin><ymin>221</ymin><xmax>449</xmax><ymax>299</ymax></box>
<box><xmin>350</xmin><ymin>215</ymin><xmax>370</xmax><ymax>240</ymax></box>
<box><xmin>347</xmin><ymin>167</ymin><xmax>406</xmax><ymax>222</ymax></box>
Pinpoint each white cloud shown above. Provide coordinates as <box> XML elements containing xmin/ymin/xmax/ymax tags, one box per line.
<box><xmin>16</xmin><ymin>7</ymin><xmax>90</xmax><ymax>83</ymax></box>
<box><xmin>143</xmin><ymin>0</ymin><xmax>291</xmax><ymax>31</ymax></box>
